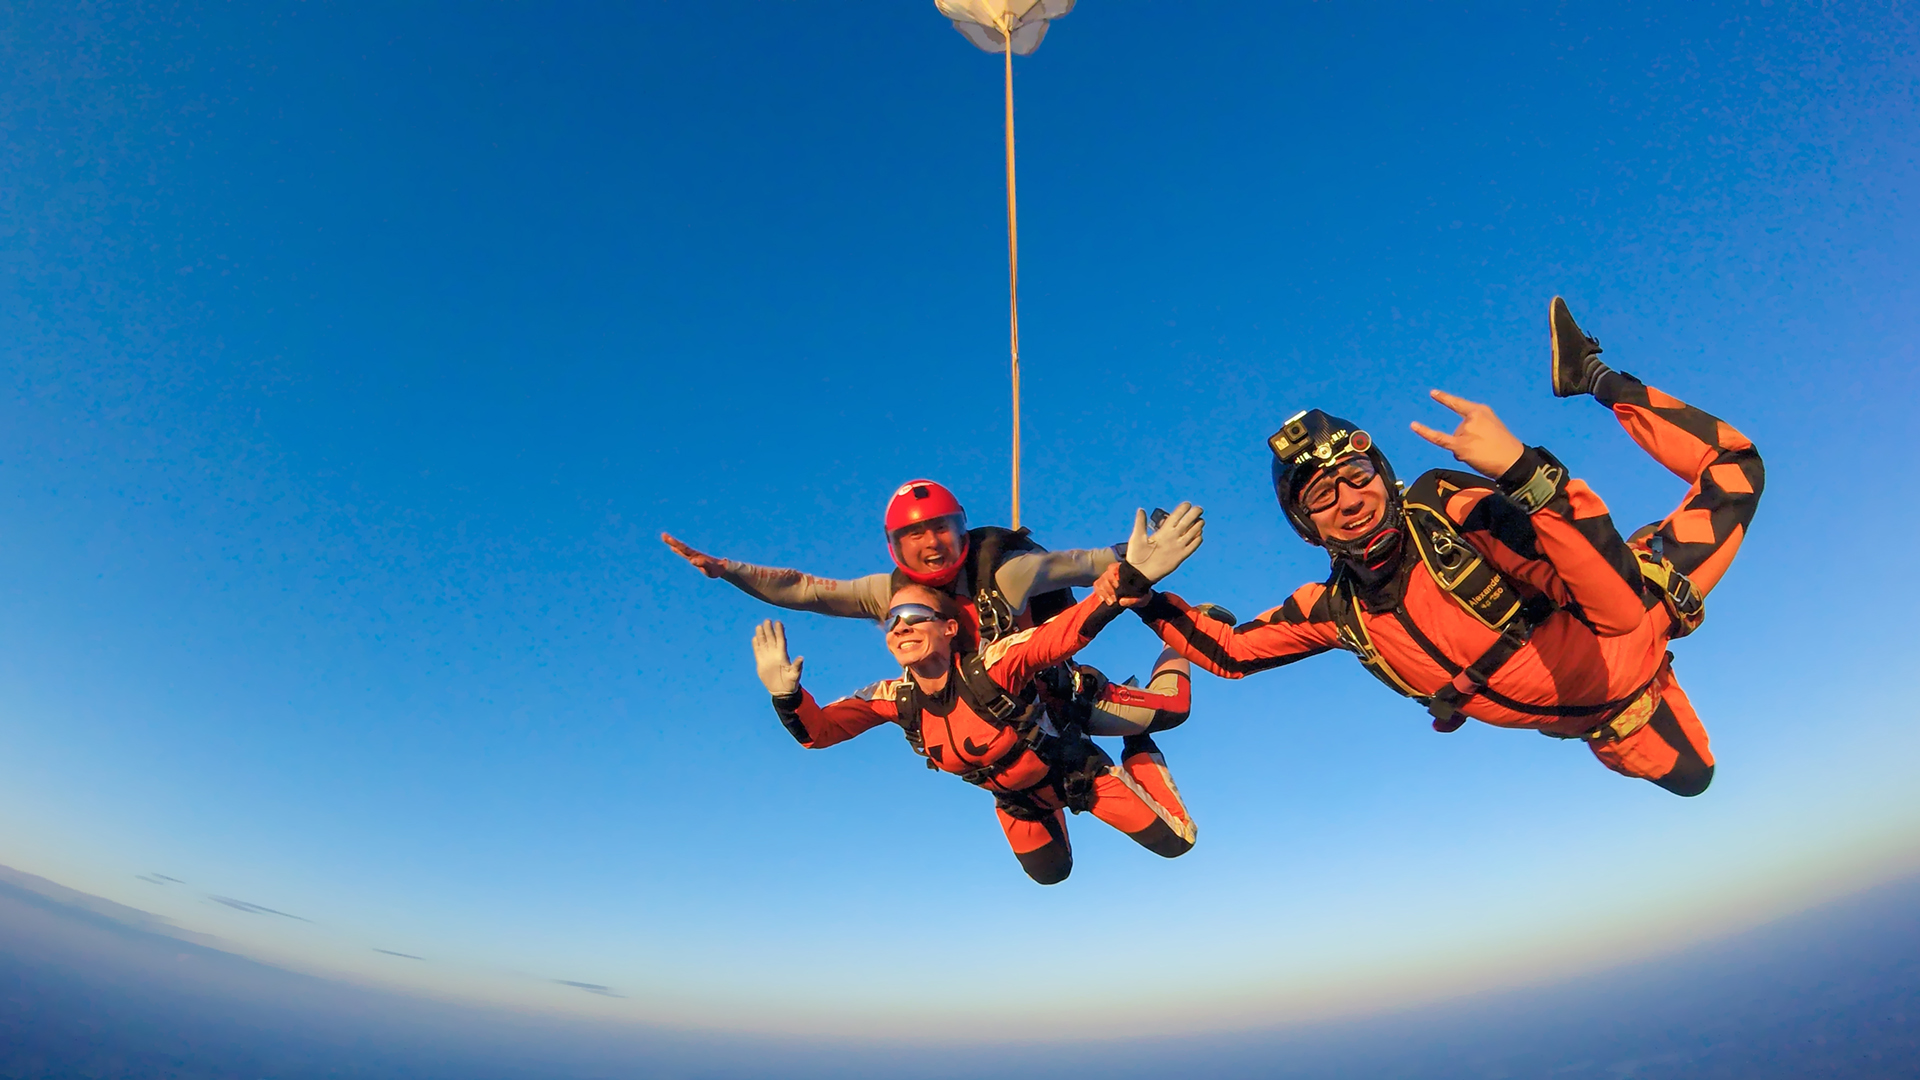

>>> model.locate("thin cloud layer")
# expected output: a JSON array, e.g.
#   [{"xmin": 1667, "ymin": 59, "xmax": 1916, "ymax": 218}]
[
  {"xmin": 209, "ymin": 896, "xmax": 309, "ymax": 921},
  {"xmin": 553, "ymin": 980, "xmax": 624, "ymax": 998}
]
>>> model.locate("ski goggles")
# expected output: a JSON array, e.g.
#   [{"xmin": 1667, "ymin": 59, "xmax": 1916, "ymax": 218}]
[
  {"xmin": 882, "ymin": 603, "xmax": 945, "ymax": 633},
  {"xmin": 1297, "ymin": 455, "xmax": 1379, "ymax": 514}
]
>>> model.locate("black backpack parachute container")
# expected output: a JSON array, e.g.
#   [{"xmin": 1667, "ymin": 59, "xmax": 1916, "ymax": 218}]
[
  {"xmin": 968, "ymin": 525, "xmax": 1077, "ymax": 642},
  {"xmin": 890, "ymin": 525, "xmax": 1077, "ymax": 646}
]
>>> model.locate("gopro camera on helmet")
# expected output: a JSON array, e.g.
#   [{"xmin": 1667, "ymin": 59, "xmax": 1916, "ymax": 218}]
[{"xmin": 1268, "ymin": 413, "xmax": 1316, "ymax": 463}]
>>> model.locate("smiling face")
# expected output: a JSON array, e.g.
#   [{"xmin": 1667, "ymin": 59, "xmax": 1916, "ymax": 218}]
[
  {"xmin": 884, "ymin": 585, "xmax": 960, "ymax": 670},
  {"xmin": 1307, "ymin": 470, "xmax": 1391, "ymax": 546},
  {"xmin": 890, "ymin": 517, "xmax": 966, "ymax": 578}
]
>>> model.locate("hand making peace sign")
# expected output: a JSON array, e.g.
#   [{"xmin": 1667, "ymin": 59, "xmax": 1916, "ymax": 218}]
[{"xmin": 1410, "ymin": 389, "xmax": 1526, "ymax": 479}]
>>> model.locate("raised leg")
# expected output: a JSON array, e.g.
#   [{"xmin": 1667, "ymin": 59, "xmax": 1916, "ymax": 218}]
[{"xmin": 1603, "ymin": 377, "xmax": 1764, "ymax": 597}]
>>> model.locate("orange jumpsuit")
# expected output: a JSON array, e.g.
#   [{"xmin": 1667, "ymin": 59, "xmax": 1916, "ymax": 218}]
[
  {"xmin": 1140, "ymin": 380, "xmax": 1761, "ymax": 795},
  {"xmin": 773, "ymin": 593, "xmax": 1196, "ymax": 883}
]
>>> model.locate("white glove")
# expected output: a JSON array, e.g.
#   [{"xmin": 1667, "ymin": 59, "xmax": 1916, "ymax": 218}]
[
  {"xmin": 1124, "ymin": 501, "xmax": 1205, "ymax": 583},
  {"xmin": 752, "ymin": 620, "xmax": 804, "ymax": 696}
]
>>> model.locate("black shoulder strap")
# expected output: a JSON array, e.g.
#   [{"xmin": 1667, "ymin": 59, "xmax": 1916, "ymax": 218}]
[
  {"xmin": 968, "ymin": 527, "xmax": 1011, "ymax": 590},
  {"xmin": 967, "ymin": 526, "xmax": 1026, "ymax": 643},
  {"xmin": 1323, "ymin": 568, "xmax": 1427, "ymax": 700},
  {"xmin": 953, "ymin": 651, "xmax": 1037, "ymax": 730},
  {"xmin": 1401, "ymin": 501, "xmax": 1525, "ymax": 630},
  {"xmin": 892, "ymin": 680, "xmax": 928, "ymax": 758}
]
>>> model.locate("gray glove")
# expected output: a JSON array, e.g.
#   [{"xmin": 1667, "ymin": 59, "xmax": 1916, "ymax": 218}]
[
  {"xmin": 1124, "ymin": 501, "xmax": 1205, "ymax": 583},
  {"xmin": 751, "ymin": 619, "xmax": 804, "ymax": 696}
]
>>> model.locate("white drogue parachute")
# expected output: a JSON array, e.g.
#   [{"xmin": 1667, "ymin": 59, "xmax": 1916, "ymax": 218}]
[
  {"xmin": 936, "ymin": 0, "xmax": 1076, "ymax": 56},
  {"xmin": 931, "ymin": 0, "xmax": 1075, "ymax": 529}
]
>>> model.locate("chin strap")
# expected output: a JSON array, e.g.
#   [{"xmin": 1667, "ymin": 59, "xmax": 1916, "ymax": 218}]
[{"xmin": 1323, "ymin": 498, "xmax": 1406, "ymax": 571}]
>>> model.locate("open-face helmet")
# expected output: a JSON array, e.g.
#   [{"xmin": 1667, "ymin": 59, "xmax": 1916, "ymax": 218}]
[
  {"xmin": 1268, "ymin": 409, "xmax": 1405, "ymax": 568},
  {"xmin": 884, "ymin": 479, "xmax": 970, "ymax": 586}
]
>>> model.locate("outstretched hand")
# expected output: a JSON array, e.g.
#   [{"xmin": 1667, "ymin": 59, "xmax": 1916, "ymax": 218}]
[
  {"xmin": 1124, "ymin": 501, "xmax": 1205, "ymax": 583},
  {"xmin": 1410, "ymin": 390, "xmax": 1526, "ymax": 479},
  {"xmin": 662, "ymin": 532, "xmax": 726, "ymax": 578},
  {"xmin": 751, "ymin": 620, "xmax": 804, "ymax": 696}
]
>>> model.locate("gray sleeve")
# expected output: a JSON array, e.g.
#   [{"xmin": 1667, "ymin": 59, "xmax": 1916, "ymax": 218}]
[
  {"xmin": 716, "ymin": 560, "xmax": 893, "ymax": 621},
  {"xmin": 993, "ymin": 545, "xmax": 1122, "ymax": 612}
]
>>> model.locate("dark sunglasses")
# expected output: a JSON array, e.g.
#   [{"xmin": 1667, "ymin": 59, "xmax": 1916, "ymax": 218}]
[
  {"xmin": 882, "ymin": 604, "xmax": 945, "ymax": 632},
  {"xmin": 1298, "ymin": 456, "xmax": 1379, "ymax": 514}
]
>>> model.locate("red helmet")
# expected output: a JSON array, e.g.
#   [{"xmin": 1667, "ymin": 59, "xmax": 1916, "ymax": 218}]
[{"xmin": 884, "ymin": 479, "xmax": 970, "ymax": 586}]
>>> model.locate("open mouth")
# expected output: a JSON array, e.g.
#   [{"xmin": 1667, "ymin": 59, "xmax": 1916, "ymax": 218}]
[{"xmin": 1337, "ymin": 507, "xmax": 1378, "ymax": 537}]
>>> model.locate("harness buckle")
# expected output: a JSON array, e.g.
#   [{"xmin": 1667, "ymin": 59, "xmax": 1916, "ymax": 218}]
[
  {"xmin": 1428, "ymin": 528, "xmax": 1469, "ymax": 571},
  {"xmin": 982, "ymin": 694, "xmax": 1023, "ymax": 722},
  {"xmin": 977, "ymin": 591, "xmax": 1013, "ymax": 643}
]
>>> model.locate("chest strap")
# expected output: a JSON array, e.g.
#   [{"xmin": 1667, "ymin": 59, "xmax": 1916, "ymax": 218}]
[
  {"xmin": 1423, "ymin": 598, "xmax": 1554, "ymax": 731},
  {"xmin": 1326, "ymin": 501, "xmax": 1553, "ymax": 732},
  {"xmin": 893, "ymin": 653, "xmax": 1045, "ymax": 782}
]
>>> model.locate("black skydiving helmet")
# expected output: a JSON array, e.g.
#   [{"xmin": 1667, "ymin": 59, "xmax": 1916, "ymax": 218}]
[{"xmin": 1268, "ymin": 408, "xmax": 1406, "ymax": 568}]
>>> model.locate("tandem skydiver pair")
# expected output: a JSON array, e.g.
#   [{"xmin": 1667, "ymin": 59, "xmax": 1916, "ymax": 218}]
[
  {"xmin": 665, "ymin": 297, "xmax": 1765, "ymax": 881},
  {"xmin": 665, "ymin": 492, "xmax": 1212, "ymax": 885}
]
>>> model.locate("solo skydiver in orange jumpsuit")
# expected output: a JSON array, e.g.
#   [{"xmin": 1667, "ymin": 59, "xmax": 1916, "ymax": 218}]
[
  {"xmin": 751, "ymin": 506, "xmax": 1206, "ymax": 884},
  {"xmin": 1109, "ymin": 298, "xmax": 1763, "ymax": 796}
]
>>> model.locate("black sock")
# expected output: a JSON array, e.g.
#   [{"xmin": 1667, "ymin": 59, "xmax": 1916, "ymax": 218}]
[{"xmin": 1593, "ymin": 368, "xmax": 1638, "ymax": 407}]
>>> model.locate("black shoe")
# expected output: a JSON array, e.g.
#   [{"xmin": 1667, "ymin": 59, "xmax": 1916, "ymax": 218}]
[
  {"xmin": 1121, "ymin": 733, "xmax": 1162, "ymax": 760},
  {"xmin": 1192, "ymin": 603, "xmax": 1237, "ymax": 625},
  {"xmin": 1550, "ymin": 296, "xmax": 1612, "ymax": 398}
]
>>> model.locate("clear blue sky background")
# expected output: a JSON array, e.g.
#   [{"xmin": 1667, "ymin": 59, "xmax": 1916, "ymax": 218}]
[{"xmin": 2, "ymin": 0, "xmax": 1916, "ymax": 1042}]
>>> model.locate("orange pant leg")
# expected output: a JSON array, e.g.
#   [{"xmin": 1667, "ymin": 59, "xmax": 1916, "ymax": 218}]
[
  {"xmin": 1605, "ymin": 380, "xmax": 1764, "ymax": 596},
  {"xmin": 1119, "ymin": 734, "xmax": 1196, "ymax": 836},
  {"xmin": 1087, "ymin": 748, "xmax": 1196, "ymax": 859},
  {"xmin": 996, "ymin": 804, "xmax": 1073, "ymax": 885},
  {"xmin": 1586, "ymin": 664, "xmax": 1715, "ymax": 797}
]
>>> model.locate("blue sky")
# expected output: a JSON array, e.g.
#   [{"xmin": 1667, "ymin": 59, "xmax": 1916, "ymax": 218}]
[{"xmin": 2, "ymin": 0, "xmax": 1917, "ymax": 1043}]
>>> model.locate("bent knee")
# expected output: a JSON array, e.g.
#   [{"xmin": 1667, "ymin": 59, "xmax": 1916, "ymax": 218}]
[
  {"xmin": 1145, "ymin": 709, "xmax": 1190, "ymax": 733},
  {"xmin": 1017, "ymin": 848, "xmax": 1073, "ymax": 885},
  {"xmin": 1655, "ymin": 763, "xmax": 1714, "ymax": 798},
  {"xmin": 1130, "ymin": 820, "xmax": 1195, "ymax": 859}
]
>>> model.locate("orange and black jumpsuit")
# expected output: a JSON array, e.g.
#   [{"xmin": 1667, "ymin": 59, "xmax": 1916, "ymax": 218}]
[
  {"xmin": 772, "ymin": 593, "xmax": 1196, "ymax": 883},
  {"xmin": 1140, "ymin": 378, "xmax": 1762, "ymax": 796}
]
